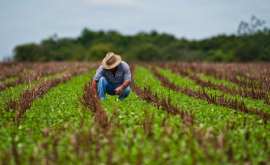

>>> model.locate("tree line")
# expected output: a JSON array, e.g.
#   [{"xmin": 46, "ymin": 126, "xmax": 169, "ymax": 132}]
[{"xmin": 13, "ymin": 16, "xmax": 270, "ymax": 62}]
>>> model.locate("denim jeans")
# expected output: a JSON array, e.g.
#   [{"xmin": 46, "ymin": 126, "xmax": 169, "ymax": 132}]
[{"xmin": 98, "ymin": 77, "xmax": 130, "ymax": 100}]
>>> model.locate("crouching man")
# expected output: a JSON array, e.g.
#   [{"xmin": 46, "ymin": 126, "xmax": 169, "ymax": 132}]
[{"xmin": 92, "ymin": 52, "xmax": 131, "ymax": 100}]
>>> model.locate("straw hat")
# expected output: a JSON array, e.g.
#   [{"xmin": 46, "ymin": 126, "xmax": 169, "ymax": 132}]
[{"xmin": 102, "ymin": 52, "xmax": 121, "ymax": 69}]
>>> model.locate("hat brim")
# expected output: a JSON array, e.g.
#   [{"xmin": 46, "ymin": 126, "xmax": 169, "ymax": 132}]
[{"xmin": 102, "ymin": 54, "xmax": 121, "ymax": 69}]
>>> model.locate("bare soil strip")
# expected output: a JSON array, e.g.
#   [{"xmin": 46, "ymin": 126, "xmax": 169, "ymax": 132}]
[
  {"xmin": 78, "ymin": 80, "xmax": 111, "ymax": 131},
  {"xmin": 151, "ymin": 67, "xmax": 270, "ymax": 123}
]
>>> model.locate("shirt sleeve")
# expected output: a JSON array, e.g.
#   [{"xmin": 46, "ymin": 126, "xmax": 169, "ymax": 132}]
[
  {"xmin": 123, "ymin": 63, "xmax": 132, "ymax": 82},
  {"xmin": 93, "ymin": 65, "xmax": 104, "ymax": 81}
]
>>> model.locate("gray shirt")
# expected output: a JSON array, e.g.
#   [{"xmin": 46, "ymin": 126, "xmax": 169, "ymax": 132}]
[{"xmin": 93, "ymin": 61, "xmax": 131, "ymax": 86}]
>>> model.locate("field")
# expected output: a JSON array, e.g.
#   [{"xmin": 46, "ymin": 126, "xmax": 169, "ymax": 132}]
[{"xmin": 0, "ymin": 62, "xmax": 270, "ymax": 164}]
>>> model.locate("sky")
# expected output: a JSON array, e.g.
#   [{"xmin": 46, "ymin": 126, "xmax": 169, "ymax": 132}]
[{"xmin": 0, "ymin": 0, "xmax": 270, "ymax": 61}]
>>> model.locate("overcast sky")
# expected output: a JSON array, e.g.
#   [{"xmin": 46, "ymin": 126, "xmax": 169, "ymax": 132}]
[{"xmin": 0, "ymin": 0, "xmax": 269, "ymax": 61}]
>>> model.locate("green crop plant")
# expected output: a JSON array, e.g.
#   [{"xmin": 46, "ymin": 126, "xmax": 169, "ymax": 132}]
[
  {"xmin": 196, "ymin": 72, "xmax": 242, "ymax": 90},
  {"xmin": 1, "ymin": 77, "xmax": 18, "ymax": 84}
]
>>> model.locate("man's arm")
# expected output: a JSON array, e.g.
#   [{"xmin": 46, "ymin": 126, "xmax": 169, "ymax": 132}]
[
  {"xmin": 92, "ymin": 80, "xmax": 99, "ymax": 99},
  {"xmin": 115, "ymin": 81, "xmax": 130, "ymax": 95}
]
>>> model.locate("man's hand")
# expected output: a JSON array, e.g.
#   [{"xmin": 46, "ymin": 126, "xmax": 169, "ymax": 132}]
[
  {"xmin": 94, "ymin": 93, "xmax": 99, "ymax": 99},
  {"xmin": 115, "ymin": 81, "xmax": 130, "ymax": 95},
  {"xmin": 115, "ymin": 86, "xmax": 123, "ymax": 95}
]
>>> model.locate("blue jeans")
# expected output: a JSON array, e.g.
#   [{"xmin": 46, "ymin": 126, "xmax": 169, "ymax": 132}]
[{"xmin": 98, "ymin": 77, "xmax": 130, "ymax": 100}]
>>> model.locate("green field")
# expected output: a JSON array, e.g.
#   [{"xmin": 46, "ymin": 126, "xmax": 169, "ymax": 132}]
[{"xmin": 0, "ymin": 62, "xmax": 270, "ymax": 165}]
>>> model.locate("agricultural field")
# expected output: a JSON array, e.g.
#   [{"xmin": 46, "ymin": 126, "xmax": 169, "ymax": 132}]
[{"xmin": 0, "ymin": 62, "xmax": 270, "ymax": 164}]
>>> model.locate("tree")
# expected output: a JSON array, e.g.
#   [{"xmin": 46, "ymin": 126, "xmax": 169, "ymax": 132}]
[
  {"xmin": 153, "ymin": 33, "xmax": 176, "ymax": 47},
  {"xmin": 162, "ymin": 41, "xmax": 186, "ymax": 61},
  {"xmin": 13, "ymin": 43, "xmax": 40, "ymax": 61},
  {"xmin": 133, "ymin": 44, "xmax": 161, "ymax": 61},
  {"xmin": 86, "ymin": 44, "xmax": 114, "ymax": 61},
  {"xmin": 238, "ymin": 15, "xmax": 266, "ymax": 36},
  {"xmin": 234, "ymin": 41, "xmax": 259, "ymax": 62},
  {"xmin": 77, "ymin": 29, "xmax": 96, "ymax": 48},
  {"xmin": 235, "ymin": 16, "xmax": 268, "ymax": 61},
  {"xmin": 49, "ymin": 43, "xmax": 86, "ymax": 61}
]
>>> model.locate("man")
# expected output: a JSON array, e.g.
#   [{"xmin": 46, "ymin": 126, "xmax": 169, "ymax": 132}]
[{"xmin": 92, "ymin": 52, "xmax": 131, "ymax": 100}]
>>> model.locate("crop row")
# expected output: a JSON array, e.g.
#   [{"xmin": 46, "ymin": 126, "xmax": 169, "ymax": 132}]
[
  {"xmin": 0, "ymin": 62, "xmax": 96, "ymax": 107},
  {"xmin": 157, "ymin": 62, "xmax": 270, "ymax": 92},
  {"xmin": 0, "ymin": 62, "xmax": 96, "ymax": 92},
  {"xmin": 164, "ymin": 64, "xmax": 270, "ymax": 105}
]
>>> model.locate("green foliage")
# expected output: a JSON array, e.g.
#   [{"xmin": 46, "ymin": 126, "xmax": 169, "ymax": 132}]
[
  {"xmin": 40, "ymin": 37, "xmax": 86, "ymax": 61},
  {"xmin": 237, "ymin": 15, "xmax": 266, "ymax": 36},
  {"xmin": 86, "ymin": 43, "xmax": 114, "ymax": 61},
  {"xmin": 206, "ymin": 49, "xmax": 235, "ymax": 62},
  {"xmin": 22, "ymin": 73, "xmax": 93, "ymax": 129},
  {"xmin": 12, "ymin": 16, "xmax": 270, "ymax": 62},
  {"xmin": 14, "ymin": 43, "xmax": 40, "ymax": 62},
  {"xmin": 132, "ymin": 43, "xmax": 161, "ymax": 61},
  {"xmin": 49, "ymin": 43, "xmax": 86, "ymax": 61}
]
